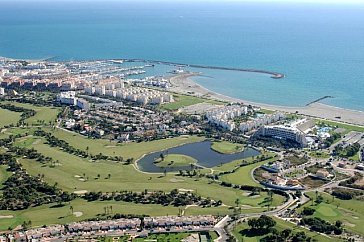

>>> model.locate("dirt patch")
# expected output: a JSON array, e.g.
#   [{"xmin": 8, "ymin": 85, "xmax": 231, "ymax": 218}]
[{"xmin": 354, "ymin": 178, "xmax": 364, "ymax": 186}]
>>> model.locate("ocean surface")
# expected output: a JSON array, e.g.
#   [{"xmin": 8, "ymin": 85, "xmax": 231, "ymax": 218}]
[{"xmin": 0, "ymin": 1, "xmax": 364, "ymax": 111}]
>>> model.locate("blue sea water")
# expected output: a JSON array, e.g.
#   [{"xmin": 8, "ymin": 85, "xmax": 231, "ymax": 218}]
[{"xmin": 0, "ymin": 1, "xmax": 363, "ymax": 110}]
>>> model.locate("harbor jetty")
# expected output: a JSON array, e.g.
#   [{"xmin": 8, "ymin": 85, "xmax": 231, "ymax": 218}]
[
  {"xmin": 123, "ymin": 58, "xmax": 285, "ymax": 79},
  {"xmin": 306, "ymin": 96, "xmax": 334, "ymax": 106}
]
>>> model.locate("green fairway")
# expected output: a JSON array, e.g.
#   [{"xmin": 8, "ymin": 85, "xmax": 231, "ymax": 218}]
[
  {"xmin": 0, "ymin": 166, "xmax": 11, "ymax": 190},
  {"xmin": 232, "ymin": 217, "xmax": 340, "ymax": 242},
  {"xmin": 211, "ymin": 141, "xmax": 244, "ymax": 154},
  {"xmin": 1, "ymin": 101, "xmax": 60, "ymax": 125},
  {"xmin": 160, "ymin": 93, "xmax": 224, "ymax": 111},
  {"xmin": 133, "ymin": 232, "xmax": 190, "ymax": 242},
  {"xmin": 299, "ymin": 192, "xmax": 364, "ymax": 237},
  {"xmin": 0, "ymin": 198, "xmax": 235, "ymax": 231},
  {"xmin": 219, "ymin": 156, "xmax": 278, "ymax": 187},
  {"xmin": 0, "ymin": 107, "xmax": 21, "ymax": 128},
  {"xmin": 43, "ymin": 127, "xmax": 204, "ymax": 159},
  {"xmin": 14, "ymin": 136, "xmax": 284, "ymax": 207},
  {"xmin": 154, "ymin": 154, "xmax": 197, "ymax": 167}
]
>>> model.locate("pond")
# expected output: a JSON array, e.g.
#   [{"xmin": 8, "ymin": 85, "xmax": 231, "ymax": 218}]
[{"xmin": 136, "ymin": 140, "xmax": 260, "ymax": 173}]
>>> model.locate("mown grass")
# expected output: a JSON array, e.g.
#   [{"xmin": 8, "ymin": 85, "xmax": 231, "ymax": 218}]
[
  {"xmin": 0, "ymin": 107, "xmax": 21, "ymax": 128},
  {"xmin": 298, "ymin": 191, "xmax": 364, "ymax": 237},
  {"xmin": 232, "ymin": 217, "xmax": 340, "ymax": 242},
  {"xmin": 13, "ymin": 136, "xmax": 284, "ymax": 208},
  {"xmin": 219, "ymin": 155, "xmax": 278, "ymax": 187},
  {"xmin": 154, "ymin": 154, "xmax": 197, "ymax": 168},
  {"xmin": 316, "ymin": 119, "xmax": 364, "ymax": 133},
  {"xmin": 211, "ymin": 141, "xmax": 244, "ymax": 154},
  {"xmin": 1, "ymin": 101, "xmax": 60, "ymax": 125},
  {"xmin": 43, "ymin": 127, "xmax": 204, "ymax": 160}
]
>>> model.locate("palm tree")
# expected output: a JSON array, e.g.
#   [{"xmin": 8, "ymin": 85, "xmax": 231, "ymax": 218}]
[
  {"xmin": 70, "ymin": 205, "xmax": 74, "ymax": 214},
  {"xmin": 108, "ymin": 173, "xmax": 111, "ymax": 179}
]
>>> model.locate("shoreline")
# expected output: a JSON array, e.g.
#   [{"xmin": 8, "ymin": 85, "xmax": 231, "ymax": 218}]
[{"xmin": 168, "ymin": 73, "xmax": 364, "ymax": 127}]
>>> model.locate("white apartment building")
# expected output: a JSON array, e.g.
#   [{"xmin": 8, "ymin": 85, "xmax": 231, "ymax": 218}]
[
  {"xmin": 256, "ymin": 122, "xmax": 308, "ymax": 147},
  {"xmin": 240, "ymin": 112, "xmax": 285, "ymax": 133}
]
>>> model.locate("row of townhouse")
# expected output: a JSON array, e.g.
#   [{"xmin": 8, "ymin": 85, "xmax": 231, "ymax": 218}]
[{"xmin": 6, "ymin": 216, "xmax": 217, "ymax": 241}]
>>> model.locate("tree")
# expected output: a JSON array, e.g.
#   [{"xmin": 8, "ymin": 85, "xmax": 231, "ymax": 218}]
[
  {"xmin": 70, "ymin": 205, "xmax": 74, "ymax": 214},
  {"xmin": 235, "ymin": 198, "xmax": 240, "ymax": 208},
  {"xmin": 302, "ymin": 207, "xmax": 315, "ymax": 216}
]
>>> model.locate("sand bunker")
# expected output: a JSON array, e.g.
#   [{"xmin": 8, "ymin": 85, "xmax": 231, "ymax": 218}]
[
  {"xmin": 73, "ymin": 212, "xmax": 83, "ymax": 217},
  {"xmin": 74, "ymin": 190, "xmax": 88, "ymax": 195}
]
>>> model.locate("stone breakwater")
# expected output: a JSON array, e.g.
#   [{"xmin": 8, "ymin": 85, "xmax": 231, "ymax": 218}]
[{"xmin": 123, "ymin": 58, "xmax": 285, "ymax": 79}]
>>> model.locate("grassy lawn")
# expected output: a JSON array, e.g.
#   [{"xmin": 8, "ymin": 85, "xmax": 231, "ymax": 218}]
[
  {"xmin": 316, "ymin": 119, "xmax": 364, "ymax": 133},
  {"xmin": 0, "ymin": 166, "xmax": 11, "ymax": 190},
  {"xmin": 0, "ymin": 107, "xmax": 21, "ymax": 128},
  {"xmin": 211, "ymin": 141, "xmax": 244, "ymax": 154},
  {"xmin": 154, "ymin": 154, "xmax": 197, "ymax": 168},
  {"xmin": 299, "ymin": 192, "xmax": 364, "ymax": 237},
  {"xmin": 1, "ymin": 101, "xmax": 60, "ymax": 125},
  {"xmin": 259, "ymin": 109, "xmax": 275, "ymax": 114},
  {"xmin": 2, "ymin": 131, "xmax": 288, "ymax": 229},
  {"xmin": 0, "ymin": 198, "xmax": 234, "ymax": 231},
  {"xmin": 285, "ymin": 155, "xmax": 308, "ymax": 166},
  {"xmin": 232, "ymin": 217, "xmax": 340, "ymax": 242},
  {"xmin": 309, "ymin": 151, "xmax": 330, "ymax": 159},
  {"xmin": 133, "ymin": 232, "xmax": 190, "ymax": 242},
  {"xmin": 160, "ymin": 94, "xmax": 223, "ymax": 111},
  {"xmin": 219, "ymin": 155, "xmax": 278, "ymax": 187},
  {"xmin": 14, "ymin": 136, "xmax": 285, "ymax": 209},
  {"xmin": 43, "ymin": 127, "xmax": 204, "ymax": 160}
]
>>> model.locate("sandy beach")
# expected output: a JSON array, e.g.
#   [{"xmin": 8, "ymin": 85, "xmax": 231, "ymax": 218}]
[{"xmin": 168, "ymin": 73, "xmax": 364, "ymax": 126}]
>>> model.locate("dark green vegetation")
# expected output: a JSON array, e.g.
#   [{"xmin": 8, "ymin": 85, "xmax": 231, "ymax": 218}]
[
  {"xmin": 233, "ymin": 216, "xmax": 339, "ymax": 242},
  {"xmin": 299, "ymin": 191, "xmax": 364, "ymax": 237},
  {"xmin": 0, "ymin": 101, "xmax": 288, "ymax": 231},
  {"xmin": 334, "ymin": 143, "xmax": 361, "ymax": 160}
]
